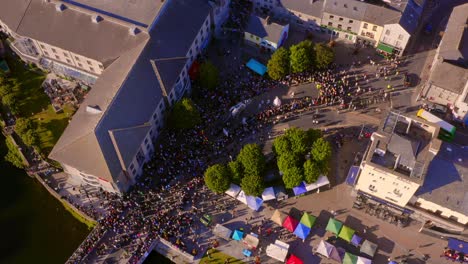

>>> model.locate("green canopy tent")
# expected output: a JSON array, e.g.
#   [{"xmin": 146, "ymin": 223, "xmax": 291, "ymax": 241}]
[
  {"xmin": 342, "ymin": 252, "xmax": 358, "ymax": 264},
  {"xmin": 300, "ymin": 213, "xmax": 316, "ymax": 228},
  {"xmin": 325, "ymin": 218, "xmax": 343, "ymax": 234},
  {"xmin": 338, "ymin": 225, "xmax": 355, "ymax": 243}
]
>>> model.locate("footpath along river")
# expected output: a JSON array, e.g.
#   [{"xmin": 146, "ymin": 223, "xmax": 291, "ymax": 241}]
[{"xmin": 0, "ymin": 134, "xmax": 89, "ymax": 264}]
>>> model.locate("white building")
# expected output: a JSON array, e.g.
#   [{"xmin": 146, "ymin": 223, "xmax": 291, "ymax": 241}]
[{"xmin": 244, "ymin": 15, "xmax": 289, "ymax": 52}]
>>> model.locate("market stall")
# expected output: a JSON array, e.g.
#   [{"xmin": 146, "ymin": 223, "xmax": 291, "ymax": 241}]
[{"xmin": 213, "ymin": 224, "xmax": 232, "ymax": 241}]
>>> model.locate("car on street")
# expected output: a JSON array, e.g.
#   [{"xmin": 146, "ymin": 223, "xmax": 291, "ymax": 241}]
[{"xmin": 230, "ymin": 102, "xmax": 246, "ymax": 117}]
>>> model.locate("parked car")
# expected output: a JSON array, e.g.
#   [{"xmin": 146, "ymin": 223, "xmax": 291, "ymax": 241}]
[
  {"xmin": 230, "ymin": 102, "xmax": 246, "ymax": 117},
  {"xmin": 200, "ymin": 214, "xmax": 212, "ymax": 226}
]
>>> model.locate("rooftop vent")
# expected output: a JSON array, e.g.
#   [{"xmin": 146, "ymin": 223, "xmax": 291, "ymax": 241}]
[
  {"xmin": 92, "ymin": 15, "xmax": 103, "ymax": 23},
  {"xmin": 129, "ymin": 27, "xmax": 140, "ymax": 36},
  {"xmin": 86, "ymin": 105, "xmax": 102, "ymax": 114},
  {"xmin": 55, "ymin": 3, "xmax": 66, "ymax": 12}
]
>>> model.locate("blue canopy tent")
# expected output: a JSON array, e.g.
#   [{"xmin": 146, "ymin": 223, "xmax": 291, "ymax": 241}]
[
  {"xmin": 232, "ymin": 230, "xmax": 244, "ymax": 241},
  {"xmin": 246, "ymin": 59, "xmax": 267, "ymax": 76},
  {"xmin": 448, "ymin": 238, "xmax": 468, "ymax": 254},
  {"xmin": 293, "ymin": 223, "xmax": 311, "ymax": 240},
  {"xmin": 346, "ymin": 166, "xmax": 360, "ymax": 186},
  {"xmin": 293, "ymin": 182, "xmax": 307, "ymax": 196},
  {"xmin": 246, "ymin": 196, "xmax": 263, "ymax": 211}
]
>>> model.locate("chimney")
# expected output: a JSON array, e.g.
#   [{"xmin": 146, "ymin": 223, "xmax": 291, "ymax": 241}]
[
  {"xmin": 91, "ymin": 15, "xmax": 103, "ymax": 23},
  {"xmin": 55, "ymin": 3, "xmax": 66, "ymax": 12},
  {"xmin": 129, "ymin": 27, "xmax": 140, "ymax": 36}
]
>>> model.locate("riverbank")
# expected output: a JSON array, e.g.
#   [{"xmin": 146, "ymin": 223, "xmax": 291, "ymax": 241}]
[{"xmin": 0, "ymin": 135, "xmax": 89, "ymax": 264}]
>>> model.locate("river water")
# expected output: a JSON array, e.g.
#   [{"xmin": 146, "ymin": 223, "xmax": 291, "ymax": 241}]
[{"xmin": 0, "ymin": 135, "xmax": 89, "ymax": 264}]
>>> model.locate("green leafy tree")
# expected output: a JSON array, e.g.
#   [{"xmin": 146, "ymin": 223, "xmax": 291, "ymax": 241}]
[
  {"xmin": 290, "ymin": 40, "xmax": 314, "ymax": 73},
  {"xmin": 15, "ymin": 118, "xmax": 34, "ymax": 135},
  {"xmin": 22, "ymin": 130, "xmax": 38, "ymax": 148},
  {"xmin": 311, "ymin": 138, "xmax": 332, "ymax": 174},
  {"xmin": 2, "ymin": 93, "xmax": 17, "ymax": 108},
  {"xmin": 311, "ymin": 138, "xmax": 332, "ymax": 163},
  {"xmin": 304, "ymin": 159, "xmax": 321, "ymax": 184},
  {"xmin": 199, "ymin": 61, "xmax": 219, "ymax": 90},
  {"xmin": 0, "ymin": 84, "xmax": 12, "ymax": 97},
  {"xmin": 282, "ymin": 166, "xmax": 304, "ymax": 189},
  {"xmin": 204, "ymin": 164, "xmax": 231, "ymax": 194},
  {"xmin": 237, "ymin": 143, "xmax": 265, "ymax": 176},
  {"xmin": 285, "ymin": 127, "xmax": 309, "ymax": 156},
  {"xmin": 168, "ymin": 98, "xmax": 201, "ymax": 130},
  {"xmin": 4, "ymin": 137, "xmax": 25, "ymax": 169},
  {"xmin": 241, "ymin": 174, "xmax": 264, "ymax": 196},
  {"xmin": 267, "ymin": 47, "xmax": 290, "ymax": 80},
  {"xmin": 314, "ymin": 43, "xmax": 335, "ymax": 69},
  {"xmin": 277, "ymin": 153, "xmax": 301, "ymax": 173},
  {"xmin": 228, "ymin": 160, "xmax": 244, "ymax": 184},
  {"xmin": 272, "ymin": 135, "xmax": 291, "ymax": 156}
]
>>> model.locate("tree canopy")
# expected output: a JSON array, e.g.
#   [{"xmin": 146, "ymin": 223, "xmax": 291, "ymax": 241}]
[
  {"xmin": 304, "ymin": 159, "xmax": 321, "ymax": 184},
  {"xmin": 237, "ymin": 143, "xmax": 266, "ymax": 176},
  {"xmin": 199, "ymin": 61, "xmax": 220, "ymax": 90},
  {"xmin": 277, "ymin": 152, "xmax": 301, "ymax": 173},
  {"xmin": 204, "ymin": 164, "xmax": 231, "ymax": 194},
  {"xmin": 15, "ymin": 118, "xmax": 34, "ymax": 135},
  {"xmin": 241, "ymin": 174, "xmax": 264, "ymax": 196},
  {"xmin": 168, "ymin": 98, "xmax": 201, "ymax": 130},
  {"xmin": 311, "ymin": 138, "xmax": 332, "ymax": 163},
  {"xmin": 267, "ymin": 47, "xmax": 290, "ymax": 80},
  {"xmin": 4, "ymin": 137, "xmax": 25, "ymax": 169},
  {"xmin": 228, "ymin": 160, "xmax": 244, "ymax": 185},
  {"xmin": 272, "ymin": 135, "xmax": 292, "ymax": 156},
  {"xmin": 285, "ymin": 127, "xmax": 310, "ymax": 156},
  {"xmin": 314, "ymin": 43, "xmax": 335, "ymax": 70},
  {"xmin": 282, "ymin": 166, "xmax": 304, "ymax": 189},
  {"xmin": 290, "ymin": 40, "xmax": 314, "ymax": 73}
]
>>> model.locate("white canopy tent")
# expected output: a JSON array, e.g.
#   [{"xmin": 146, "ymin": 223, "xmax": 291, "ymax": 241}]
[
  {"xmin": 213, "ymin": 224, "xmax": 233, "ymax": 240},
  {"xmin": 236, "ymin": 190, "xmax": 248, "ymax": 205},
  {"xmin": 266, "ymin": 240, "xmax": 289, "ymax": 262},
  {"xmin": 225, "ymin": 184, "xmax": 241, "ymax": 198},
  {"xmin": 315, "ymin": 240, "xmax": 341, "ymax": 262},
  {"xmin": 262, "ymin": 187, "xmax": 276, "ymax": 201},
  {"xmin": 357, "ymin": 256, "xmax": 372, "ymax": 264},
  {"xmin": 273, "ymin": 96, "xmax": 282, "ymax": 107},
  {"xmin": 304, "ymin": 176, "xmax": 330, "ymax": 192},
  {"xmin": 243, "ymin": 233, "xmax": 260, "ymax": 249}
]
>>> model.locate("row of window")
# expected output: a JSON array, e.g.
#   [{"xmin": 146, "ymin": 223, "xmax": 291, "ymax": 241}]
[
  {"xmin": 329, "ymin": 15, "xmax": 354, "ymax": 24},
  {"xmin": 39, "ymin": 43, "xmax": 103, "ymax": 72}
]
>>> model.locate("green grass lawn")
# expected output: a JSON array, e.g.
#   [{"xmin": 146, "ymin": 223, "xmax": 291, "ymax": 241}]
[
  {"xmin": 5, "ymin": 55, "xmax": 75, "ymax": 155},
  {"xmin": 200, "ymin": 249, "xmax": 244, "ymax": 264}
]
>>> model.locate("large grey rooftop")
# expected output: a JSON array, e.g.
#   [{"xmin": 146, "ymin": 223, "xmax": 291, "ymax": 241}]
[
  {"xmin": 61, "ymin": 0, "xmax": 165, "ymax": 28},
  {"xmin": 437, "ymin": 3, "xmax": 468, "ymax": 65},
  {"xmin": 416, "ymin": 143, "xmax": 468, "ymax": 216},
  {"xmin": 279, "ymin": 0, "xmax": 324, "ymax": 19},
  {"xmin": 1, "ymin": 0, "xmax": 149, "ymax": 64},
  {"xmin": 323, "ymin": 0, "xmax": 367, "ymax": 20},
  {"xmin": 245, "ymin": 15, "xmax": 287, "ymax": 44},
  {"xmin": 429, "ymin": 59, "xmax": 468, "ymax": 94},
  {"xmin": 49, "ymin": 0, "xmax": 212, "ymax": 183},
  {"xmin": 363, "ymin": 4, "xmax": 401, "ymax": 26}
]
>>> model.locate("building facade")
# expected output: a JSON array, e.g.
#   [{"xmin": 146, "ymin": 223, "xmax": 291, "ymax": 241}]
[
  {"xmin": 0, "ymin": 0, "xmax": 226, "ymax": 194},
  {"xmin": 244, "ymin": 15, "xmax": 289, "ymax": 52}
]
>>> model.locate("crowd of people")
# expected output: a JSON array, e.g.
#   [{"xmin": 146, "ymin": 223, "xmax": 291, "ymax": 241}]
[{"xmin": 65, "ymin": 3, "xmax": 411, "ymax": 263}]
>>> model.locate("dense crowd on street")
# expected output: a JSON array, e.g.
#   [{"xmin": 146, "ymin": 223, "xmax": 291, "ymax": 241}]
[{"xmin": 65, "ymin": 2, "xmax": 411, "ymax": 263}]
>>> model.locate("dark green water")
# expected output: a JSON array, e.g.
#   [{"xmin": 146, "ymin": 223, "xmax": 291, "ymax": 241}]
[{"xmin": 0, "ymin": 136, "xmax": 89, "ymax": 264}]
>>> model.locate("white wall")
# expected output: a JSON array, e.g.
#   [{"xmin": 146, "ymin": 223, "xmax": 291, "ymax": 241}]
[
  {"xmin": 415, "ymin": 198, "xmax": 468, "ymax": 225},
  {"xmin": 380, "ymin": 24, "xmax": 410, "ymax": 55}
]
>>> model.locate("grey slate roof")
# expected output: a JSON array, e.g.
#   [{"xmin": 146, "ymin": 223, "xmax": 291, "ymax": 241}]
[
  {"xmin": 49, "ymin": 0, "xmax": 212, "ymax": 183},
  {"xmin": 62, "ymin": 0, "xmax": 165, "ymax": 28},
  {"xmin": 279, "ymin": 0, "xmax": 324, "ymax": 18},
  {"xmin": 429, "ymin": 60, "xmax": 468, "ymax": 94},
  {"xmin": 245, "ymin": 15, "xmax": 286, "ymax": 43},
  {"xmin": 416, "ymin": 143, "xmax": 468, "ymax": 216},
  {"xmin": 151, "ymin": 57, "xmax": 188, "ymax": 96},
  {"xmin": 388, "ymin": 134, "xmax": 419, "ymax": 169},
  {"xmin": 438, "ymin": 3, "xmax": 468, "ymax": 64},
  {"xmin": 151, "ymin": 0, "xmax": 212, "ymax": 58},
  {"xmin": 12, "ymin": 0, "xmax": 149, "ymax": 65},
  {"xmin": 363, "ymin": 4, "xmax": 402, "ymax": 26},
  {"xmin": 109, "ymin": 124, "xmax": 152, "ymax": 170},
  {"xmin": 49, "ymin": 39, "xmax": 149, "ymax": 181},
  {"xmin": 0, "ymin": 0, "xmax": 31, "ymax": 32},
  {"xmin": 323, "ymin": 0, "xmax": 367, "ymax": 20}
]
